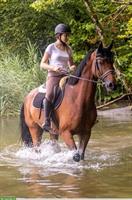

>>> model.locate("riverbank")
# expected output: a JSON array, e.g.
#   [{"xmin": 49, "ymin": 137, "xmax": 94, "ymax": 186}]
[{"xmin": 98, "ymin": 105, "xmax": 132, "ymax": 122}]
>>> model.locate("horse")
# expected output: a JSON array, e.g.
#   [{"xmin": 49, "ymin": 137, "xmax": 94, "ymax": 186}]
[{"xmin": 20, "ymin": 41, "xmax": 116, "ymax": 162}]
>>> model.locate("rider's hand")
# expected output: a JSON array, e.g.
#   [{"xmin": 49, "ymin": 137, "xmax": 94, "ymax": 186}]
[
  {"xmin": 53, "ymin": 66, "xmax": 61, "ymax": 72},
  {"xmin": 69, "ymin": 65, "xmax": 76, "ymax": 72}
]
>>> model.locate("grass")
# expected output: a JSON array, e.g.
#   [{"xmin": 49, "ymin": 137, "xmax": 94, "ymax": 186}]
[{"xmin": 0, "ymin": 41, "xmax": 46, "ymax": 117}]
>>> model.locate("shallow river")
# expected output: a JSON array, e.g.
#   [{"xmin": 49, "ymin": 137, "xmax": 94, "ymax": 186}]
[{"xmin": 0, "ymin": 107, "xmax": 132, "ymax": 198}]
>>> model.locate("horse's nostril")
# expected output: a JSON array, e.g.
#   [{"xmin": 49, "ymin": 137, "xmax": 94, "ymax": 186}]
[
  {"xmin": 113, "ymin": 84, "xmax": 117, "ymax": 90},
  {"xmin": 105, "ymin": 81, "xmax": 115, "ymax": 91},
  {"xmin": 109, "ymin": 82, "xmax": 113, "ymax": 88}
]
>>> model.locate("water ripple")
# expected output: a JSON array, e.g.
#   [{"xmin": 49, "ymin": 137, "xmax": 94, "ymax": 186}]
[{"xmin": 0, "ymin": 139, "xmax": 124, "ymax": 177}]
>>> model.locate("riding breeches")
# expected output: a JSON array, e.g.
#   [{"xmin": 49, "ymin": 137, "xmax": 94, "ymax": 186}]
[{"xmin": 45, "ymin": 76, "xmax": 63, "ymax": 103}]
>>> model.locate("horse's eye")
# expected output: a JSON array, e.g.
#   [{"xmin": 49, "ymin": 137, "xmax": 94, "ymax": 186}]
[{"xmin": 98, "ymin": 60, "xmax": 103, "ymax": 65}]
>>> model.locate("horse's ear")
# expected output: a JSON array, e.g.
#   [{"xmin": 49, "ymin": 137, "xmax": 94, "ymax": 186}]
[
  {"xmin": 97, "ymin": 41, "xmax": 103, "ymax": 52},
  {"xmin": 107, "ymin": 40, "xmax": 114, "ymax": 51}
]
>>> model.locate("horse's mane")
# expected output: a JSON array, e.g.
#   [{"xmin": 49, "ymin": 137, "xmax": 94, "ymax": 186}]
[{"xmin": 68, "ymin": 49, "xmax": 95, "ymax": 85}]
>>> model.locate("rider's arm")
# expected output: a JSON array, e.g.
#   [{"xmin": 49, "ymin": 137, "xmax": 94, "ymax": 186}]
[
  {"xmin": 68, "ymin": 55, "xmax": 76, "ymax": 72},
  {"xmin": 40, "ymin": 52, "xmax": 60, "ymax": 72},
  {"xmin": 40, "ymin": 52, "xmax": 52, "ymax": 70}
]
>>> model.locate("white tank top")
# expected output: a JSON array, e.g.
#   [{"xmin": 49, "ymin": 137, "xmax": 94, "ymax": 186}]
[{"xmin": 45, "ymin": 43, "xmax": 72, "ymax": 76}]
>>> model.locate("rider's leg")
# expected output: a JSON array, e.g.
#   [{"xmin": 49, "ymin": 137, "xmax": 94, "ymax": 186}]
[
  {"xmin": 42, "ymin": 98, "xmax": 52, "ymax": 131},
  {"xmin": 42, "ymin": 76, "xmax": 61, "ymax": 132}
]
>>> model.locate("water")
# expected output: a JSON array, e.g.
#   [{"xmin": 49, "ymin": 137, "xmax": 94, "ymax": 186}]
[{"xmin": 0, "ymin": 107, "xmax": 132, "ymax": 198}]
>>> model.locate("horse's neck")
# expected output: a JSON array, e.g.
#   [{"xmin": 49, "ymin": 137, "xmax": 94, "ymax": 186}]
[
  {"xmin": 75, "ymin": 56, "xmax": 96, "ymax": 108},
  {"xmin": 65, "ymin": 52, "xmax": 96, "ymax": 109},
  {"xmin": 78, "ymin": 76, "xmax": 96, "ymax": 104}
]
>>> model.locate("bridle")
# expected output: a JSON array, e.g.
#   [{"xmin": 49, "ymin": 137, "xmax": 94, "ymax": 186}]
[
  {"xmin": 66, "ymin": 51, "xmax": 115, "ymax": 85},
  {"xmin": 95, "ymin": 56, "xmax": 115, "ymax": 82}
]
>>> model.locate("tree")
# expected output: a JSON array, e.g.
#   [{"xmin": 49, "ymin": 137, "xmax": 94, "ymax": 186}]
[{"xmin": 0, "ymin": 0, "xmax": 131, "ymax": 92}]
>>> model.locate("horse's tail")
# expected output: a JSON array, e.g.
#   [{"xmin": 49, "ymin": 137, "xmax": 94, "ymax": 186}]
[{"xmin": 20, "ymin": 103, "xmax": 33, "ymax": 147}]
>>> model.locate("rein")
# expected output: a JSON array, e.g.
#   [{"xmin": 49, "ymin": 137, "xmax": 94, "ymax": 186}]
[
  {"xmin": 64, "ymin": 55, "xmax": 115, "ymax": 85},
  {"xmin": 68, "ymin": 74, "xmax": 102, "ymax": 84}
]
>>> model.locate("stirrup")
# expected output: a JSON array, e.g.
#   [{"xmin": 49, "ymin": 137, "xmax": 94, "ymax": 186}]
[
  {"xmin": 42, "ymin": 122, "xmax": 58, "ymax": 135},
  {"xmin": 42, "ymin": 118, "xmax": 51, "ymax": 132},
  {"xmin": 43, "ymin": 125, "xmax": 58, "ymax": 135},
  {"xmin": 43, "ymin": 124, "xmax": 51, "ymax": 132}
]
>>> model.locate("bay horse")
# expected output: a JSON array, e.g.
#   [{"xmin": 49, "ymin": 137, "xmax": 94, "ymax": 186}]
[{"xmin": 20, "ymin": 41, "xmax": 116, "ymax": 162}]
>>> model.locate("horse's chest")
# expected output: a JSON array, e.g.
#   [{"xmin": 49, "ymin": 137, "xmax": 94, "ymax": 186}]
[{"xmin": 71, "ymin": 106, "xmax": 96, "ymax": 129}]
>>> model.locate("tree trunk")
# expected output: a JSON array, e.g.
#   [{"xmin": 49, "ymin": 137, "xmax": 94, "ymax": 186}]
[{"xmin": 83, "ymin": 0, "xmax": 106, "ymax": 44}]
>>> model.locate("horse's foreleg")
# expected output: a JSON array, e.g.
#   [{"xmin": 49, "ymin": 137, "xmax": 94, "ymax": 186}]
[
  {"xmin": 61, "ymin": 130, "xmax": 77, "ymax": 150},
  {"xmin": 79, "ymin": 129, "xmax": 91, "ymax": 160},
  {"xmin": 73, "ymin": 129, "xmax": 91, "ymax": 162}
]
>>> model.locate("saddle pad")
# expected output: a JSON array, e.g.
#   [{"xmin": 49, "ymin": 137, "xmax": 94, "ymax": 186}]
[
  {"xmin": 38, "ymin": 84, "xmax": 46, "ymax": 93},
  {"xmin": 33, "ymin": 90, "xmax": 64, "ymax": 110},
  {"xmin": 33, "ymin": 83, "xmax": 65, "ymax": 110},
  {"xmin": 33, "ymin": 92, "xmax": 45, "ymax": 109}
]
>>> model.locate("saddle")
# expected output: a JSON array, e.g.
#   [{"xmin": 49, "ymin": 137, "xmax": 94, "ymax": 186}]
[{"xmin": 33, "ymin": 84, "xmax": 64, "ymax": 110}]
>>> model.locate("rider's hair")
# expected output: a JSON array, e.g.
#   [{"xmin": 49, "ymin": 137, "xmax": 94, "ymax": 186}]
[{"xmin": 55, "ymin": 33, "xmax": 71, "ymax": 55}]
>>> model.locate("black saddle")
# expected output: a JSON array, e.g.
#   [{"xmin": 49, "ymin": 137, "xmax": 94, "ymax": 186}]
[{"xmin": 33, "ymin": 85, "xmax": 64, "ymax": 110}]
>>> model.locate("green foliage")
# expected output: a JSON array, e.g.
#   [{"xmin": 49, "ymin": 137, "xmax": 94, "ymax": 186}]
[
  {"xmin": 0, "ymin": 41, "xmax": 45, "ymax": 116},
  {"xmin": 0, "ymin": 0, "xmax": 59, "ymax": 54},
  {"xmin": 0, "ymin": 0, "xmax": 131, "ymax": 115}
]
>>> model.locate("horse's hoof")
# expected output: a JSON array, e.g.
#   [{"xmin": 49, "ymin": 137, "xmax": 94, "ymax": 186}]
[
  {"xmin": 35, "ymin": 149, "xmax": 41, "ymax": 153},
  {"xmin": 73, "ymin": 153, "xmax": 81, "ymax": 162}
]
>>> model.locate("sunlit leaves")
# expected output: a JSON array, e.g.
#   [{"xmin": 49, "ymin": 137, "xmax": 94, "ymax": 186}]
[
  {"xmin": 126, "ymin": 18, "xmax": 132, "ymax": 35},
  {"xmin": 31, "ymin": 0, "xmax": 55, "ymax": 11}
]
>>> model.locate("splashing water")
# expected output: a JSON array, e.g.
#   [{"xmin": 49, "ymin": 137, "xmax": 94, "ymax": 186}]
[{"xmin": 0, "ymin": 138, "xmax": 122, "ymax": 178}]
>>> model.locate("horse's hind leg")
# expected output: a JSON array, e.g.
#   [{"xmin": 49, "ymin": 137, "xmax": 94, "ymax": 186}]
[{"xmin": 29, "ymin": 125, "xmax": 43, "ymax": 147}]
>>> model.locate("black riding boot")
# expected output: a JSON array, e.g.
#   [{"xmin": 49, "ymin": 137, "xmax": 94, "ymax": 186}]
[{"xmin": 43, "ymin": 98, "xmax": 52, "ymax": 132}]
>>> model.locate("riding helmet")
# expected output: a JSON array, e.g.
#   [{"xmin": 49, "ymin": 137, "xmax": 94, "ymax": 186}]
[{"xmin": 55, "ymin": 23, "xmax": 71, "ymax": 35}]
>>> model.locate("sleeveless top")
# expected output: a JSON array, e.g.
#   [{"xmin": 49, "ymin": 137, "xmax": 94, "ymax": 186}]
[{"xmin": 45, "ymin": 43, "xmax": 72, "ymax": 77}]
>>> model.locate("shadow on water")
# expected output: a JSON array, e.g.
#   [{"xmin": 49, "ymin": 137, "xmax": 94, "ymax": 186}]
[{"xmin": 0, "ymin": 106, "xmax": 132, "ymax": 198}]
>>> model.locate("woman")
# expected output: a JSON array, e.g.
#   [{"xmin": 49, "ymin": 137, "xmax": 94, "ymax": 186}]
[{"xmin": 40, "ymin": 23, "xmax": 76, "ymax": 132}]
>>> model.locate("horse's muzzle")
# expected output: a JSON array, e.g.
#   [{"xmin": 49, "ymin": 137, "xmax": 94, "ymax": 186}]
[{"xmin": 105, "ymin": 80, "xmax": 116, "ymax": 92}]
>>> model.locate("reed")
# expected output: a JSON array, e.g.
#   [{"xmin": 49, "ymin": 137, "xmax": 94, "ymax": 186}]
[{"xmin": 0, "ymin": 41, "xmax": 46, "ymax": 117}]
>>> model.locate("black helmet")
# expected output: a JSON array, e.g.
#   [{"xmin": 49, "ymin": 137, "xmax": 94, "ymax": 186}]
[{"xmin": 55, "ymin": 23, "xmax": 71, "ymax": 35}]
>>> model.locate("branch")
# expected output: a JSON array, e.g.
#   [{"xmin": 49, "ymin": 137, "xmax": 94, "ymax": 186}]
[
  {"xmin": 112, "ymin": 5, "xmax": 127, "ymax": 21},
  {"xmin": 111, "ymin": 0, "xmax": 132, "ymax": 5},
  {"xmin": 83, "ymin": 0, "xmax": 105, "ymax": 43},
  {"xmin": 97, "ymin": 93, "xmax": 132, "ymax": 109},
  {"xmin": 101, "ymin": 4, "xmax": 127, "ymax": 22}
]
